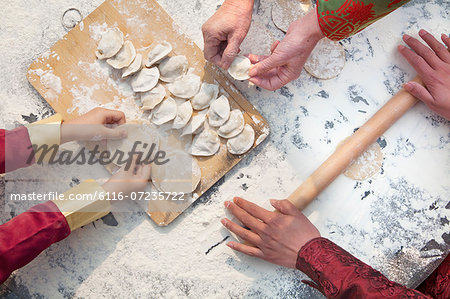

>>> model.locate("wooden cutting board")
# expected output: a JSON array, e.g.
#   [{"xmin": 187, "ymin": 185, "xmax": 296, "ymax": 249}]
[{"xmin": 27, "ymin": 0, "xmax": 270, "ymax": 226}]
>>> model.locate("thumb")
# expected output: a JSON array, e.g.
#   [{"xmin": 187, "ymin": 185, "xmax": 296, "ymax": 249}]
[
  {"xmin": 270, "ymin": 199, "xmax": 300, "ymax": 216},
  {"xmin": 249, "ymin": 53, "xmax": 284, "ymax": 77},
  {"xmin": 404, "ymin": 82, "xmax": 435, "ymax": 107},
  {"xmin": 221, "ymin": 34, "xmax": 242, "ymax": 69}
]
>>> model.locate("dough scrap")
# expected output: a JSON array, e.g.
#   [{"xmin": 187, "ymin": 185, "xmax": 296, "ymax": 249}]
[
  {"xmin": 208, "ymin": 95, "xmax": 230, "ymax": 127},
  {"xmin": 96, "ymin": 28, "xmax": 124, "ymax": 59},
  {"xmin": 107, "ymin": 41, "xmax": 136, "ymax": 69},
  {"xmin": 131, "ymin": 67, "xmax": 160, "ymax": 93},
  {"xmin": 271, "ymin": 0, "xmax": 312, "ymax": 33},
  {"xmin": 158, "ymin": 55, "xmax": 188, "ymax": 82},
  {"xmin": 173, "ymin": 99, "xmax": 193, "ymax": 130},
  {"xmin": 181, "ymin": 111, "xmax": 207, "ymax": 136},
  {"xmin": 151, "ymin": 97, "xmax": 177, "ymax": 126},
  {"xmin": 217, "ymin": 109, "xmax": 244, "ymax": 138},
  {"xmin": 140, "ymin": 83, "xmax": 166, "ymax": 111},
  {"xmin": 151, "ymin": 150, "xmax": 201, "ymax": 193},
  {"xmin": 304, "ymin": 38, "xmax": 345, "ymax": 80},
  {"xmin": 227, "ymin": 124, "xmax": 255, "ymax": 155},
  {"xmin": 191, "ymin": 82, "xmax": 219, "ymax": 110},
  {"xmin": 146, "ymin": 41, "xmax": 172, "ymax": 67},
  {"xmin": 122, "ymin": 53, "xmax": 143, "ymax": 78},
  {"xmin": 343, "ymin": 142, "xmax": 383, "ymax": 181},
  {"xmin": 228, "ymin": 55, "xmax": 252, "ymax": 80},
  {"xmin": 167, "ymin": 73, "xmax": 201, "ymax": 99},
  {"xmin": 191, "ymin": 126, "xmax": 220, "ymax": 156}
]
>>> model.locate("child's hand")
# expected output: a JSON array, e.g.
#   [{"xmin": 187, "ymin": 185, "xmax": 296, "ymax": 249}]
[{"xmin": 60, "ymin": 108, "xmax": 127, "ymax": 143}]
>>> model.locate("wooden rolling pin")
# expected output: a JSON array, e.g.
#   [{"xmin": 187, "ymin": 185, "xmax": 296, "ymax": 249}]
[{"xmin": 288, "ymin": 76, "xmax": 422, "ymax": 211}]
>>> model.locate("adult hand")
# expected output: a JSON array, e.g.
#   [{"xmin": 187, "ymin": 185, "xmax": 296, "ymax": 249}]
[
  {"xmin": 202, "ymin": 0, "xmax": 253, "ymax": 69},
  {"xmin": 398, "ymin": 30, "xmax": 450, "ymax": 120},
  {"xmin": 222, "ymin": 197, "xmax": 320, "ymax": 269},
  {"xmin": 248, "ymin": 10, "xmax": 324, "ymax": 91},
  {"xmin": 60, "ymin": 107, "xmax": 127, "ymax": 143},
  {"xmin": 102, "ymin": 155, "xmax": 151, "ymax": 195}
]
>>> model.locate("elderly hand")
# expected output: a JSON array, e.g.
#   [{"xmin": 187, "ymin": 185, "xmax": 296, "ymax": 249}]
[
  {"xmin": 60, "ymin": 107, "xmax": 127, "ymax": 144},
  {"xmin": 248, "ymin": 10, "xmax": 324, "ymax": 91},
  {"xmin": 202, "ymin": 0, "xmax": 253, "ymax": 69},
  {"xmin": 398, "ymin": 30, "xmax": 450, "ymax": 120},
  {"xmin": 222, "ymin": 197, "xmax": 320, "ymax": 269}
]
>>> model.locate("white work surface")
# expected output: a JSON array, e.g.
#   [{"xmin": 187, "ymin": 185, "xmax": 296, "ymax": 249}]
[{"xmin": 0, "ymin": 0, "xmax": 449, "ymax": 298}]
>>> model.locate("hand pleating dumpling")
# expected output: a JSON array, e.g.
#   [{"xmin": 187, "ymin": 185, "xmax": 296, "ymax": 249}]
[
  {"xmin": 146, "ymin": 41, "xmax": 172, "ymax": 67},
  {"xmin": 131, "ymin": 67, "xmax": 160, "ymax": 93},
  {"xmin": 158, "ymin": 55, "xmax": 188, "ymax": 82},
  {"xmin": 208, "ymin": 95, "xmax": 230, "ymax": 127},
  {"xmin": 141, "ymin": 83, "xmax": 166, "ymax": 111},
  {"xmin": 227, "ymin": 124, "xmax": 255, "ymax": 155},
  {"xmin": 96, "ymin": 28, "xmax": 124, "ymax": 59},
  {"xmin": 107, "ymin": 41, "xmax": 136, "ymax": 69},
  {"xmin": 217, "ymin": 109, "xmax": 244, "ymax": 138},
  {"xmin": 228, "ymin": 55, "xmax": 252, "ymax": 80},
  {"xmin": 167, "ymin": 73, "xmax": 201, "ymax": 99},
  {"xmin": 151, "ymin": 97, "xmax": 177, "ymax": 126},
  {"xmin": 191, "ymin": 82, "xmax": 219, "ymax": 110}
]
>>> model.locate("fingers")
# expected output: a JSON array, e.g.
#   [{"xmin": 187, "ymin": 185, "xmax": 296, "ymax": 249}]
[
  {"xmin": 249, "ymin": 54, "xmax": 285, "ymax": 77},
  {"xmin": 233, "ymin": 197, "xmax": 274, "ymax": 223},
  {"xmin": 270, "ymin": 40, "xmax": 280, "ymax": 53},
  {"xmin": 203, "ymin": 35, "xmax": 223, "ymax": 66},
  {"xmin": 220, "ymin": 34, "xmax": 242, "ymax": 69},
  {"xmin": 418, "ymin": 30, "xmax": 450, "ymax": 63},
  {"xmin": 224, "ymin": 200, "xmax": 265, "ymax": 233},
  {"xmin": 137, "ymin": 163, "xmax": 152, "ymax": 180},
  {"xmin": 226, "ymin": 241, "xmax": 264, "ymax": 258},
  {"xmin": 404, "ymin": 81, "xmax": 436, "ymax": 107},
  {"xmin": 403, "ymin": 34, "xmax": 441, "ymax": 69},
  {"xmin": 247, "ymin": 54, "xmax": 269, "ymax": 64},
  {"xmin": 270, "ymin": 199, "xmax": 300, "ymax": 216},
  {"xmin": 398, "ymin": 44, "xmax": 434, "ymax": 79},
  {"xmin": 221, "ymin": 218, "xmax": 262, "ymax": 245},
  {"xmin": 102, "ymin": 109, "xmax": 126, "ymax": 125},
  {"xmin": 441, "ymin": 34, "xmax": 450, "ymax": 48}
]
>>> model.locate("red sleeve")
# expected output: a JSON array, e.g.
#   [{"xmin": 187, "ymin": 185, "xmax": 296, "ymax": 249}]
[
  {"xmin": 0, "ymin": 201, "xmax": 71, "ymax": 284},
  {"xmin": 0, "ymin": 127, "xmax": 35, "ymax": 174},
  {"xmin": 296, "ymin": 237, "xmax": 431, "ymax": 298},
  {"xmin": 417, "ymin": 254, "xmax": 450, "ymax": 299}
]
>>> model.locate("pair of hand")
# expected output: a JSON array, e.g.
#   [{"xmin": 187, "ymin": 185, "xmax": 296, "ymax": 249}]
[{"xmin": 61, "ymin": 107, "xmax": 151, "ymax": 195}]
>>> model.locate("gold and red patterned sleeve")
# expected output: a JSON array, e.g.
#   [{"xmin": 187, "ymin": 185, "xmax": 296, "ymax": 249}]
[{"xmin": 317, "ymin": 0, "xmax": 411, "ymax": 41}]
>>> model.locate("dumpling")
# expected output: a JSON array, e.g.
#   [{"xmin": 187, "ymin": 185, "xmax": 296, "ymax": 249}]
[
  {"xmin": 96, "ymin": 28, "xmax": 124, "ymax": 59},
  {"xmin": 122, "ymin": 53, "xmax": 143, "ymax": 78},
  {"xmin": 131, "ymin": 67, "xmax": 160, "ymax": 93},
  {"xmin": 191, "ymin": 126, "xmax": 220, "ymax": 156},
  {"xmin": 141, "ymin": 83, "xmax": 166, "ymax": 111},
  {"xmin": 227, "ymin": 124, "xmax": 255, "ymax": 155},
  {"xmin": 158, "ymin": 55, "xmax": 188, "ymax": 82},
  {"xmin": 107, "ymin": 41, "xmax": 136, "ymax": 69},
  {"xmin": 173, "ymin": 99, "xmax": 193, "ymax": 130},
  {"xmin": 181, "ymin": 111, "xmax": 206, "ymax": 136},
  {"xmin": 191, "ymin": 82, "xmax": 219, "ymax": 110},
  {"xmin": 146, "ymin": 41, "xmax": 172, "ymax": 67},
  {"xmin": 208, "ymin": 95, "xmax": 230, "ymax": 127},
  {"xmin": 167, "ymin": 73, "xmax": 201, "ymax": 99},
  {"xmin": 151, "ymin": 97, "xmax": 177, "ymax": 125},
  {"xmin": 228, "ymin": 55, "xmax": 252, "ymax": 80},
  {"xmin": 217, "ymin": 109, "xmax": 244, "ymax": 138}
]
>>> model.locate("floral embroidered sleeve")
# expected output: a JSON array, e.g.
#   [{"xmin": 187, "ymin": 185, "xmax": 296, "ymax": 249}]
[
  {"xmin": 317, "ymin": 0, "xmax": 411, "ymax": 41},
  {"xmin": 296, "ymin": 237, "xmax": 431, "ymax": 298}
]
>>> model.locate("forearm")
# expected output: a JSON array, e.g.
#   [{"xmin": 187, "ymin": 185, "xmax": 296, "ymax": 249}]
[{"xmin": 222, "ymin": 0, "xmax": 254, "ymax": 13}]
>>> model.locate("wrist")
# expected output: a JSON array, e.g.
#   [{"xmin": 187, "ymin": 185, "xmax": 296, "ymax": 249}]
[
  {"xmin": 306, "ymin": 9, "xmax": 325, "ymax": 42},
  {"xmin": 223, "ymin": 0, "xmax": 254, "ymax": 15}
]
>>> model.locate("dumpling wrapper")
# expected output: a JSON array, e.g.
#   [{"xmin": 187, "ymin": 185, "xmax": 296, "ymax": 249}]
[
  {"xmin": 227, "ymin": 124, "xmax": 255, "ymax": 155},
  {"xmin": 218, "ymin": 109, "xmax": 244, "ymax": 138},
  {"xmin": 191, "ymin": 82, "xmax": 219, "ymax": 110},
  {"xmin": 96, "ymin": 28, "xmax": 124, "ymax": 59},
  {"xmin": 122, "ymin": 53, "xmax": 143, "ymax": 78},
  {"xmin": 208, "ymin": 95, "xmax": 230, "ymax": 127},
  {"xmin": 146, "ymin": 41, "xmax": 172, "ymax": 67},
  {"xmin": 158, "ymin": 55, "xmax": 188, "ymax": 83},
  {"xmin": 141, "ymin": 83, "xmax": 166, "ymax": 111},
  {"xmin": 167, "ymin": 73, "xmax": 201, "ymax": 99},
  {"xmin": 181, "ymin": 111, "xmax": 206, "ymax": 136},
  {"xmin": 151, "ymin": 150, "xmax": 201, "ymax": 193},
  {"xmin": 304, "ymin": 38, "xmax": 345, "ymax": 80},
  {"xmin": 191, "ymin": 126, "xmax": 220, "ymax": 156},
  {"xmin": 131, "ymin": 67, "xmax": 160, "ymax": 93},
  {"xmin": 228, "ymin": 55, "xmax": 252, "ymax": 80},
  {"xmin": 173, "ymin": 99, "xmax": 193, "ymax": 130},
  {"xmin": 151, "ymin": 97, "xmax": 177, "ymax": 126},
  {"xmin": 107, "ymin": 41, "xmax": 136, "ymax": 69}
]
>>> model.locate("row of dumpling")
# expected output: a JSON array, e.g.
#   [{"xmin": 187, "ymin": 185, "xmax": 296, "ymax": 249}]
[{"xmin": 95, "ymin": 28, "xmax": 255, "ymax": 156}]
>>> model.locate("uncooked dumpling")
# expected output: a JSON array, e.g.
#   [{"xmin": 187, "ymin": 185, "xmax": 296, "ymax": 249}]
[
  {"xmin": 107, "ymin": 41, "xmax": 136, "ymax": 69},
  {"xmin": 227, "ymin": 124, "xmax": 255, "ymax": 155},
  {"xmin": 218, "ymin": 109, "xmax": 244, "ymax": 138},
  {"xmin": 167, "ymin": 73, "xmax": 201, "ymax": 99},
  {"xmin": 141, "ymin": 83, "xmax": 166, "ymax": 111},
  {"xmin": 151, "ymin": 97, "xmax": 177, "ymax": 126},
  {"xmin": 304, "ymin": 38, "xmax": 345, "ymax": 80},
  {"xmin": 173, "ymin": 99, "xmax": 193, "ymax": 129},
  {"xmin": 146, "ymin": 41, "xmax": 172, "ymax": 67},
  {"xmin": 191, "ymin": 126, "xmax": 220, "ymax": 156},
  {"xmin": 208, "ymin": 95, "xmax": 230, "ymax": 127},
  {"xmin": 228, "ymin": 55, "xmax": 252, "ymax": 80},
  {"xmin": 158, "ymin": 55, "xmax": 188, "ymax": 82},
  {"xmin": 131, "ymin": 67, "xmax": 160, "ymax": 93},
  {"xmin": 151, "ymin": 150, "xmax": 201, "ymax": 193},
  {"xmin": 181, "ymin": 111, "xmax": 206, "ymax": 136},
  {"xmin": 96, "ymin": 28, "xmax": 124, "ymax": 59},
  {"xmin": 191, "ymin": 82, "xmax": 219, "ymax": 110},
  {"xmin": 122, "ymin": 53, "xmax": 143, "ymax": 78}
]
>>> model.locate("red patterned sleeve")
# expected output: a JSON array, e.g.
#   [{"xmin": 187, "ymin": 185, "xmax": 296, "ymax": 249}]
[
  {"xmin": 0, "ymin": 127, "xmax": 35, "ymax": 174},
  {"xmin": 317, "ymin": 0, "xmax": 411, "ymax": 41},
  {"xmin": 296, "ymin": 237, "xmax": 431, "ymax": 298}
]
